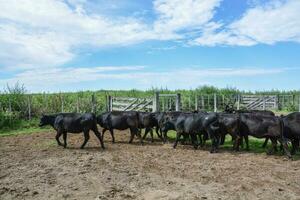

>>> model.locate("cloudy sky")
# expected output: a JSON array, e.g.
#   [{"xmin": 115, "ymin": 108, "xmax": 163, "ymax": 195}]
[{"xmin": 0, "ymin": 0, "xmax": 300, "ymax": 92}]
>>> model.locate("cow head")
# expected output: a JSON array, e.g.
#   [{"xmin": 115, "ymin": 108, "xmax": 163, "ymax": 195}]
[{"xmin": 39, "ymin": 114, "xmax": 51, "ymax": 127}]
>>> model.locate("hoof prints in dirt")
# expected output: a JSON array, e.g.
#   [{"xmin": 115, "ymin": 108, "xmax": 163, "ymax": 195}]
[{"xmin": 1, "ymin": 131, "xmax": 300, "ymax": 200}]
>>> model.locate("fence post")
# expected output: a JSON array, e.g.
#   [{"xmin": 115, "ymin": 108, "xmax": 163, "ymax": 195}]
[
  {"xmin": 108, "ymin": 96, "xmax": 113, "ymax": 111},
  {"xmin": 76, "ymin": 96, "xmax": 80, "ymax": 113},
  {"xmin": 195, "ymin": 95, "xmax": 198, "ymax": 111},
  {"xmin": 275, "ymin": 95, "xmax": 279, "ymax": 110},
  {"xmin": 201, "ymin": 95, "xmax": 204, "ymax": 110},
  {"xmin": 8, "ymin": 97, "xmax": 12, "ymax": 125},
  {"xmin": 214, "ymin": 93, "xmax": 217, "ymax": 112},
  {"xmin": 262, "ymin": 95, "xmax": 266, "ymax": 110},
  {"xmin": 175, "ymin": 93, "xmax": 181, "ymax": 111},
  {"xmin": 28, "ymin": 95, "xmax": 31, "ymax": 120},
  {"xmin": 91, "ymin": 93, "xmax": 96, "ymax": 113},
  {"xmin": 237, "ymin": 94, "xmax": 240, "ymax": 110},
  {"xmin": 152, "ymin": 92, "xmax": 160, "ymax": 112}
]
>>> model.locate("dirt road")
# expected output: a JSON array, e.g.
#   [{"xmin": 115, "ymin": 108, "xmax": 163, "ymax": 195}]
[{"xmin": 1, "ymin": 130, "xmax": 300, "ymax": 200}]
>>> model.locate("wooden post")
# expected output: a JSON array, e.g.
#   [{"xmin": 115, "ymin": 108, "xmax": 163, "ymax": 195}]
[
  {"xmin": 195, "ymin": 95, "xmax": 198, "ymax": 111},
  {"xmin": 262, "ymin": 95, "xmax": 266, "ymax": 110},
  {"xmin": 91, "ymin": 93, "xmax": 96, "ymax": 113},
  {"xmin": 175, "ymin": 93, "xmax": 181, "ymax": 111},
  {"xmin": 108, "ymin": 96, "xmax": 113, "ymax": 111},
  {"xmin": 214, "ymin": 93, "xmax": 217, "ymax": 112},
  {"xmin": 28, "ymin": 95, "xmax": 31, "ymax": 120},
  {"xmin": 201, "ymin": 95, "xmax": 204, "ymax": 110},
  {"xmin": 237, "ymin": 94, "xmax": 240, "ymax": 110},
  {"xmin": 8, "ymin": 97, "xmax": 12, "ymax": 125},
  {"xmin": 152, "ymin": 92, "xmax": 160, "ymax": 112},
  {"xmin": 274, "ymin": 95, "xmax": 278, "ymax": 110},
  {"xmin": 76, "ymin": 96, "xmax": 80, "ymax": 113}
]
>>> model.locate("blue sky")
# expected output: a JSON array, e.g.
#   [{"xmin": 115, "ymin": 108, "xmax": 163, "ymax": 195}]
[{"xmin": 0, "ymin": 0, "xmax": 300, "ymax": 92}]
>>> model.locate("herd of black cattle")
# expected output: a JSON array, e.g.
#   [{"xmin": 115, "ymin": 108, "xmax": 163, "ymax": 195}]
[{"xmin": 39, "ymin": 109, "xmax": 300, "ymax": 159}]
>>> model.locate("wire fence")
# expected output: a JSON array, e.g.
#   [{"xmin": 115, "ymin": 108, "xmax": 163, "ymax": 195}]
[{"xmin": 1, "ymin": 92, "xmax": 299, "ymax": 122}]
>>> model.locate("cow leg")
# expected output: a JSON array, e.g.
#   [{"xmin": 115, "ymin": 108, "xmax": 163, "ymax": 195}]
[
  {"xmin": 277, "ymin": 137, "xmax": 292, "ymax": 159},
  {"xmin": 55, "ymin": 131, "xmax": 63, "ymax": 146},
  {"xmin": 155, "ymin": 126, "xmax": 163, "ymax": 140},
  {"xmin": 233, "ymin": 135, "xmax": 241, "ymax": 151},
  {"xmin": 262, "ymin": 138, "xmax": 269, "ymax": 148},
  {"xmin": 149, "ymin": 128, "xmax": 154, "ymax": 143},
  {"xmin": 220, "ymin": 134, "xmax": 226, "ymax": 145},
  {"xmin": 136, "ymin": 128, "xmax": 144, "ymax": 144},
  {"xmin": 163, "ymin": 131, "xmax": 168, "ymax": 143},
  {"xmin": 191, "ymin": 134, "xmax": 198, "ymax": 149},
  {"xmin": 267, "ymin": 137, "xmax": 278, "ymax": 155},
  {"xmin": 291, "ymin": 139, "xmax": 299, "ymax": 155},
  {"xmin": 198, "ymin": 133, "xmax": 203, "ymax": 147},
  {"xmin": 63, "ymin": 132, "xmax": 67, "ymax": 148},
  {"xmin": 173, "ymin": 132, "xmax": 182, "ymax": 149},
  {"xmin": 81, "ymin": 130, "xmax": 90, "ymax": 149},
  {"xmin": 109, "ymin": 129, "xmax": 115, "ymax": 143},
  {"xmin": 142, "ymin": 128, "xmax": 148, "ymax": 140},
  {"xmin": 92, "ymin": 127, "xmax": 105, "ymax": 149},
  {"xmin": 129, "ymin": 131, "xmax": 135, "ymax": 143}
]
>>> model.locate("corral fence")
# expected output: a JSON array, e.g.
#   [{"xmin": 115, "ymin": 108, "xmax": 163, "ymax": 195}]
[
  {"xmin": 107, "ymin": 92, "xmax": 181, "ymax": 112},
  {"xmin": 0, "ymin": 92, "xmax": 300, "ymax": 127}
]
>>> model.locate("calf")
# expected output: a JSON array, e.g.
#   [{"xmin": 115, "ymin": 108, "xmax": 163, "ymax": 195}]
[
  {"xmin": 39, "ymin": 113, "xmax": 105, "ymax": 149},
  {"xmin": 138, "ymin": 112, "xmax": 163, "ymax": 142},
  {"xmin": 97, "ymin": 111, "xmax": 143, "ymax": 144}
]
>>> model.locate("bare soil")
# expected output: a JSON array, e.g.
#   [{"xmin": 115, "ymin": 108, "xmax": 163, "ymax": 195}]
[{"xmin": 1, "ymin": 130, "xmax": 300, "ymax": 200}]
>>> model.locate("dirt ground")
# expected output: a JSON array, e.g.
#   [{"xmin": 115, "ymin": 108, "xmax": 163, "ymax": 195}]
[{"xmin": 1, "ymin": 130, "xmax": 300, "ymax": 200}]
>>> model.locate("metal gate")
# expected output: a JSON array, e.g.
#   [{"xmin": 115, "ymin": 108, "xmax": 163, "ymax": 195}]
[{"xmin": 240, "ymin": 95, "xmax": 278, "ymax": 110}]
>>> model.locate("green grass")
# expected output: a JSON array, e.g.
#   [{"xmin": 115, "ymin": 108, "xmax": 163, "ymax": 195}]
[
  {"xmin": 0, "ymin": 127, "xmax": 51, "ymax": 137},
  {"xmin": 0, "ymin": 118, "xmax": 51, "ymax": 136},
  {"xmin": 161, "ymin": 130, "xmax": 300, "ymax": 158}
]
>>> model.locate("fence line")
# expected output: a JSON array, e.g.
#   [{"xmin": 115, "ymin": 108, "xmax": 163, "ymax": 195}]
[{"xmin": 0, "ymin": 93, "xmax": 300, "ymax": 124}]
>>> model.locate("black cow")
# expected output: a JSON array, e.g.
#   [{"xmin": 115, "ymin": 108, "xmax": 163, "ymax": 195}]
[
  {"xmin": 282, "ymin": 112, "xmax": 300, "ymax": 154},
  {"xmin": 138, "ymin": 112, "xmax": 163, "ymax": 142},
  {"xmin": 238, "ymin": 113, "xmax": 291, "ymax": 158},
  {"xmin": 220, "ymin": 110, "xmax": 275, "ymax": 149},
  {"xmin": 214, "ymin": 113, "xmax": 244, "ymax": 150},
  {"xmin": 160, "ymin": 111, "xmax": 191, "ymax": 143},
  {"xmin": 97, "ymin": 111, "xmax": 143, "ymax": 144},
  {"xmin": 39, "ymin": 113, "xmax": 105, "ymax": 149},
  {"xmin": 161, "ymin": 112, "xmax": 219, "ymax": 152}
]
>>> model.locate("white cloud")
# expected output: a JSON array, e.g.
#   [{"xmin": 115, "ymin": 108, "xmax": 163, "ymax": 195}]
[
  {"xmin": 0, "ymin": 0, "xmax": 155, "ymax": 70},
  {"xmin": 0, "ymin": 66, "xmax": 291, "ymax": 92},
  {"xmin": 153, "ymin": 0, "xmax": 222, "ymax": 38},
  {"xmin": 0, "ymin": 0, "xmax": 224, "ymax": 71},
  {"xmin": 193, "ymin": 0, "xmax": 300, "ymax": 46}
]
